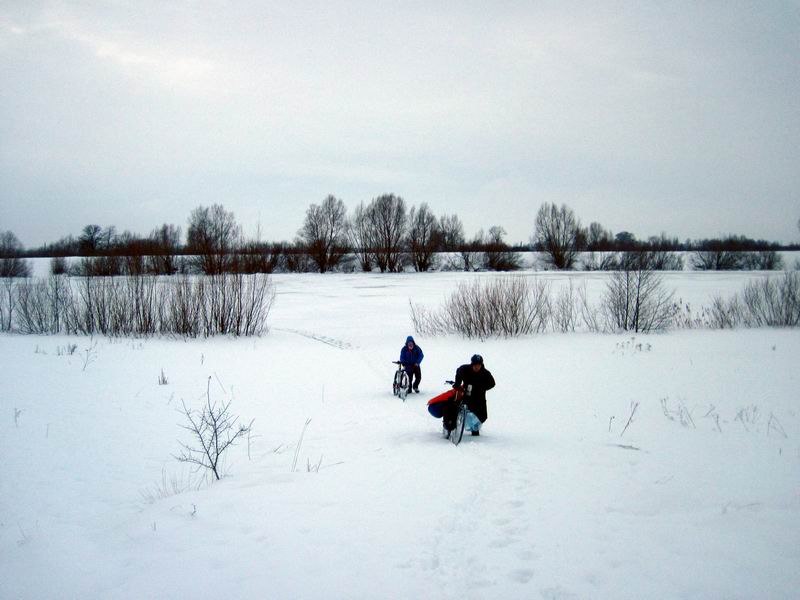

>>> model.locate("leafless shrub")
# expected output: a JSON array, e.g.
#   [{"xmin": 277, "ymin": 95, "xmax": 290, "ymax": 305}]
[
  {"xmin": 641, "ymin": 250, "xmax": 684, "ymax": 271},
  {"xmin": 552, "ymin": 282, "xmax": 579, "ymax": 332},
  {"xmin": 81, "ymin": 340, "xmax": 98, "ymax": 371},
  {"xmin": 600, "ymin": 260, "xmax": 676, "ymax": 333},
  {"xmin": 691, "ymin": 249, "xmax": 743, "ymax": 271},
  {"xmin": 176, "ymin": 377, "xmax": 252, "ymax": 481},
  {"xmin": 582, "ymin": 252, "xmax": 619, "ymax": 271},
  {"xmin": 741, "ymin": 251, "xmax": 783, "ymax": 271},
  {"xmin": 411, "ymin": 276, "xmax": 551, "ymax": 339},
  {"xmin": 709, "ymin": 272, "xmax": 799, "ymax": 329},
  {"xmin": 671, "ymin": 301, "xmax": 714, "ymax": 329},
  {"xmin": 734, "ymin": 405, "xmax": 760, "ymax": 432},
  {"xmin": 50, "ymin": 256, "xmax": 70, "ymax": 275},
  {"xmin": 57, "ymin": 343, "xmax": 78, "ymax": 356},
  {"xmin": 708, "ymin": 294, "xmax": 743, "ymax": 329},
  {"xmin": 8, "ymin": 273, "xmax": 275, "ymax": 337},
  {"xmin": 740, "ymin": 272, "xmax": 800, "ymax": 327},
  {"xmin": 577, "ymin": 284, "xmax": 602, "ymax": 332},
  {"xmin": 0, "ymin": 231, "xmax": 31, "ymax": 277},
  {"xmin": 0, "ymin": 278, "xmax": 16, "ymax": 331},
  {"xmin": 409, "ymin": 300, "xmax": 450, "ymax": 337},
  {"xmin": 158, "ymin": 369, "xmax": 168, "ymax": 385},
  {"xmin": 660, "ymin": 397, "xmax": 696, "ymax": 428},
  {"xmin": 15, "ymin": 276, "xmax": 73, "ymax": 334}
]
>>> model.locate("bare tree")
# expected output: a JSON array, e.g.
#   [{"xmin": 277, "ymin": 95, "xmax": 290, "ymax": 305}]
[
  {"xmin": 0, "ymin": 231, "xmax": 31, "ymax": 277},
  {"xmin": 366, "ymin": 194, "xmax": 407, "ymax": 272},
  {"xmin": 438, "ymin": 214, "xmax": 465, "ymax": 252},
  {"xmin": 78, "ymin": 224, "xmax": 104, "ymax": 254},
  {"xmin": 149, "ymin": 224, "xmax": 182, "ymax": 274},
  {"xmin": 587, "ymin": 222, "xmax": 613, "ymax": 250},
  {"xmin": 349, "ymin": 201, "xmax": 374, "ymax": 272},
  {"xmin": 176, "ymin": 377, "xmax": 252, "ymax": 481},
  {"xmin": 298, "ymin": 195, "xmax": 350, "ymax": 273},
  {"xmin": 407, "ymin": 203, "xmax": 440, "ymax": 272},
  {"xmin": 533, "ymin": 203, "xmax": 580, "ymax": 270},
  {"xmin": 484, "ymin": 226, "xmax": 522, "ymax": 271},
  {"xmin": 186, "ymin": 204, "xmax": 242, "ymax": 274}
]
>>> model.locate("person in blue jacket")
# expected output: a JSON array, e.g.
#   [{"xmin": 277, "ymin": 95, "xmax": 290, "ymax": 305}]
[{"xmin": 399, "ymin": 335, "xmax": 424, "ymax": 393}]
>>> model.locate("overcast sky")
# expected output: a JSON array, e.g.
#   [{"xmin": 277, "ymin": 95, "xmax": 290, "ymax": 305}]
[{"xmin": 2, "ymin": 1, "xmax": 799, "ymax": 248}]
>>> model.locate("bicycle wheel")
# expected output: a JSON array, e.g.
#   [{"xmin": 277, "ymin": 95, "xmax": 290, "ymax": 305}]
[
  {"xmin": 451, "ymin": 403, "xmax": 467, "ymax": 445},
  {"xmin": 398, "ymin": 371, "xmax": 409, "ymax": 401},
  {"xmin": 392, "ymin": 371, "xmax": 402, "ymax": 396}
]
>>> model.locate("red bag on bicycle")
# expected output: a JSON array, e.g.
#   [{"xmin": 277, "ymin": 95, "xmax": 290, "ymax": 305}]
[{"xmin": 426, "ymin": 389, "xmax": 458, "ymax": 419}]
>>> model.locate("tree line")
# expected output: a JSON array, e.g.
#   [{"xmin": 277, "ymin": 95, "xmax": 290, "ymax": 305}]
[{"xmin": 1, "ymin": 198, "xmax": 799, "ymax": 277}]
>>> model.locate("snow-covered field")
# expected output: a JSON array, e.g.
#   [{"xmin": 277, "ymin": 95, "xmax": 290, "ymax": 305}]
[{"xmin": 2, "ymin": 270, "xmax": 799, "ymax": 599}]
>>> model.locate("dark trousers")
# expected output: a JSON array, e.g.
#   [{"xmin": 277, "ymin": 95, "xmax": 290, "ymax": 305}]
[
  {"xmin": 404, "ymin": 364, "xmax": 421, "ymax": 390},
  {"xmin": 441, "ymin": 400, "xmax": 458, "ymax": 431}
]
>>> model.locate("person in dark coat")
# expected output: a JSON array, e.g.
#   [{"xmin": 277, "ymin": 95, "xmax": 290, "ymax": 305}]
[
  {"xmin": 399, "ymin": 335, "xmax": 424, "ymax": 393},
  {"xmin": 444, "ymin": 354, "xmax": 495, "ymax": 436}
]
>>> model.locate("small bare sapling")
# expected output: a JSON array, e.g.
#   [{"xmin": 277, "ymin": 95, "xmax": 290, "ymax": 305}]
[
  {"xmin": 158, "ymin": 369, "xmax": 168, "ymax": 385},
  {"xmin": 292, "ymin": 418, "xmax": 312, "ymax": 472},
  {"xmin": 82, "ymin": 340, "xmax": 98, "ymax": 371},
  {"xmin": 620, "ymin": 400, "xmax": 640, "ymax": 437},
  {"xmin": 175, "ymin": 377, "xmax": 252, "ymax": 481}
]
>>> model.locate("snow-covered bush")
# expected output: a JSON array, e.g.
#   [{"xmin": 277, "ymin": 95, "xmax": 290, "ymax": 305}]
[
  {"xmin": 411, "ymin": 276, "xmax": 551, "ymax": 338},
  {"xmin": 8, "ymin": 273, "xmax": 275, "ymax": 337},
  {"xmin": 709, "ymin": 271, "xmax": 800, "ymax": 328},
  {"xmin": 600, "ymin": 262, "xmax": 676, "ymax": 333}
]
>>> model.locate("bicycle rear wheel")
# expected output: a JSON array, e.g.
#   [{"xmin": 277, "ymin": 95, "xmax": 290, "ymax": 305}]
[{"xmin": 451, "ymin": 403, "xmax": 467, "ymax": 445}]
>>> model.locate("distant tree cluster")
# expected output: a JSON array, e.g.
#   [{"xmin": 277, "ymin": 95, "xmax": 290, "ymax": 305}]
[
  {"xmin": 531, "ymin": 203, "xmax": 791, "ymax": 272},
  {"xmin": 2, "ymin": 204, "xmax": 798, "ymax": 277},
  {"xmin": 296, "ymin": 193, "xmax": 521, "ymax": 273}
]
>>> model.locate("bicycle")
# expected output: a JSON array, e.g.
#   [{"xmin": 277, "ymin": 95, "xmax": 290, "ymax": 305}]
[
  {"xmin": 442, "ymin": 380, "xmax": 470, "ymax": 445},
  {"xmin": 392, "ymin": 361, "xmax": 410, "ymax": 401}
]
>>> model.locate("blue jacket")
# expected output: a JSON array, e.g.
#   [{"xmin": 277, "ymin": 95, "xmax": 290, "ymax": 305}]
[{"xmin": 399, "ymin": 336, "xmax": 424, "ymax": 366}]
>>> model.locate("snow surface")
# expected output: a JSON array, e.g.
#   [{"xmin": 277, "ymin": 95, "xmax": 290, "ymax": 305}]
[{"xmin": 2, "ymin": 271, "xmax": 799, "ymax": 599}]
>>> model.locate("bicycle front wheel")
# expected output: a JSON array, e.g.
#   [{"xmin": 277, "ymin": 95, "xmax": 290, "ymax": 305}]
[
  {"xmin": 451, "ymin": 403, "xmax": 467, "ymax": 445},
  {"xmin": 398, "ymin": 371, "xmax": 409, "ymax": 401}
]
